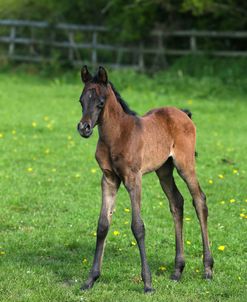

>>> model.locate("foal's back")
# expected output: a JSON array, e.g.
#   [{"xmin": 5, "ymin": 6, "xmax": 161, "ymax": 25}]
[{"xmin": 139, "ymin": 107, "xmax": 196, "ymax": 174}]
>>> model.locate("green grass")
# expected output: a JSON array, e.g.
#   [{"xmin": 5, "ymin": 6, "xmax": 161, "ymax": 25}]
[{"xmin": 0, "ymin": 61, "xmax": 247, "ymax": 301}]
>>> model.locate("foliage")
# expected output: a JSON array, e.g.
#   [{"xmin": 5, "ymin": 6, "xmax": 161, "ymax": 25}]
[
  {"xmin": 0, "ymin": 0, "xmax": 246, "ymax": 42},
  {"xmin": 0, "ymin": 63, "xmax": 247, "ymax": 301}
]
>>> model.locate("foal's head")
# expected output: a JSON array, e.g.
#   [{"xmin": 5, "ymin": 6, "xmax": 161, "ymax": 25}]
[{"xmin": 77, "ymin": 66, "xmax": 109, "ymax": 138}]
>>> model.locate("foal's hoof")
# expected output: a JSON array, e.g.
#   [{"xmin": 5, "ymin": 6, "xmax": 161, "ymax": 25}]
[
  {"xmin": 204, "ymin": 271, "xmax": 213, "ymax": 280},
  {"xmin": 144, "ymin": 287, "xmax": 155, "ymax": 294},
  {"xmin": 80, "ymin": 282, "xmax": 93, "ymax": 291},
  {"xmin": 170, "ymin": 273, "xmax": 181, "ymax": 282}
]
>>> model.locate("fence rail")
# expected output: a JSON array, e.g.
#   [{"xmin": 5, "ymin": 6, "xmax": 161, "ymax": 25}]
[{"xmin": 0, "ymin": 19, "xmax": 246, "ymax": 70}]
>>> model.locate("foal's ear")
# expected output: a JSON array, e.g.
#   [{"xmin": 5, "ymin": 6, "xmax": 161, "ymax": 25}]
[
  {"xmin": 81, "ymin": 65, "xmax": 92, "ymax": 83},
  {"xmin": 97, "ymin": 66, "xmax": 108, "ymax": 85}
]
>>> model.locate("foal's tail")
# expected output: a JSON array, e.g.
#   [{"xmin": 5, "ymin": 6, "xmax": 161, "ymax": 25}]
[
  {"xmin": 181, "ymin": 108, "xmax": 192, "ymax": 119},
  {"xmin": 180, "ymin": 108, "xmax": 198, "ymax": 157}
]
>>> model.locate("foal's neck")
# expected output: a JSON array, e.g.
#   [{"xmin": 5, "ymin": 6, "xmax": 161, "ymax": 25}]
[{"xmin": 98, "ymin": 88, "xmax": 135, "ymax": 145}]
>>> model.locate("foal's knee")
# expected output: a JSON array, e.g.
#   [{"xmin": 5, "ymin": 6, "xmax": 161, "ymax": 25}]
[
  {"xmin": 97, "ymin": 216, "xmax": 109, "ymax": 239},
  {"xmin": 131, "ymin": 219, "xmax": 145, "ymax": 241}
]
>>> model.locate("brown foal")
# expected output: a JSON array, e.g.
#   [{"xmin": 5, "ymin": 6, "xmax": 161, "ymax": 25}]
[{"xmin": 77, "ymin": 66, "xmax": 214, "ymax": 293}]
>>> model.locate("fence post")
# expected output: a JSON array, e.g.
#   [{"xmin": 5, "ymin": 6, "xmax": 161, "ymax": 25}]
[
  {"xmin": 138, "ymin": 42, "xmax": 144, "ymax": 71},
  {"xmin": 8, "ymin": 26, "xmax": 16, "ymax": 56},
  {"xmin": 68, "ymin": 31, "xmax": 74, "ymax": 62},
  {"xmin": 92, "ymin": 31, "xmax": 97, "ymax": 68},
  {"xmin": 190, "ymin": 35, "xmax": 197, "ymax": 52}
]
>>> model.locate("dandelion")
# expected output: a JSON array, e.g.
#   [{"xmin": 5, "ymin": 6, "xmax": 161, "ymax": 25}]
[
  {"xmin": 67, "ymin": 135, "xmax": 72, "ymax": 140},
  {"xmin": 124, "ymin": 208, "xmax": 130, "ymax": 213},
  {"xmin": 218, "ymin": 174, "xmax": 224, "ymax": 179},
  {"xmin": 113, "ymin": 230, "xmax": 120, "ymax": 236},
  {"xmin": 91, "ymin": 168, "xmax": 97, "ymax": 174},
  {"xmin": 195, "ymin": 269, "xmax": 199, "ymax": 273},
  {"xmin": 238, "ymin": 276, "xmax": 241, "ymax": 280},
  {"xmin": 187, "ymin": 99, "xmax": 193, "ymax": 105},
  {"xmin": 159, "ymin": 265, "xmax": 166, "ymax": 271},
  {"xmin": 27, "ymin": 167, "xmax": 33, "ymax": 172},
  {"xmin": 75, "ymin": 173, "xmax": 80, "ymax": 178},
  {"xmin": 0, "ymin": 251, "xmax": 5, "ymax": 256},
  {"xmin": 93, "ymin": 232, "xmax": 96, "ymax": 237},
  {"xmin": 32, "ymin": 122, "xmax": 37, "ymax": 127},
  {"xmin": 0, "ymin": 133, "xmax": 3, "ymax": 138},
  {"xmin": 12, "ymin": 130, "xmax": 16, "ymax": 135},
  {"xmin": 233, "ymin": 169, "xmax": 238, "ymax": 174},
  {"xmin": 43, "ymin": 116, "xmax": 49, "ymax": 121},
  {"xmin": 220, "ymin": 201, "xmax": 225, "ymax": 205},
  {"xmin": 45, "ymin": 148, "xmax": 50, "ymax": 154},
  {"xmin": 186, "ymin": 240, "xmax": 191, "ymax": 245},
  {"xmin": 131, "ymin": 241, "xmax": 136, "ymax": 246},
  {"xmin": 159, "ymin": 202, "xmax": 163, "ymax": 206},
  {"xmin": 46, "ymin": 123, "xmax": 53, "ymax": 129},
  {"xmin": 240, "ymin": 213, "xmax": 245, "ymax": 218},
  {"xmin": 208, "ymin": 179, "xmax": 213, "ymax": 184},
  {"xmin": 82, "ymin": 258, "xmax": 87, "ymax": 264},
  {"xmin": 229, "ymin": 199, "xmax": 236, "ymax": 203},
  {"xmin": 218, "ymin": 245, "xmax": 225, "ymax": 251},
  {"xmin": 124, "ymin": 221, "xmax": 129, "ymax": 225},
  {"xmin": 185, "ymin": 217, "xmax": 191, "ymax": 221},
  {"xmin": 52, "ymin": 168, "xmax": 56, "ymax": 173}
]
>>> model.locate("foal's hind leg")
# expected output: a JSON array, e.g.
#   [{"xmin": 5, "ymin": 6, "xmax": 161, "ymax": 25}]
[
  {"xmin": 156, "ymin": 158, "xmax": 185, "ymax": 281},
  {"xmin": 81, "ymin": 171, "xmax": 120, "ymax": 290},
  {"xmin": 173, "ymin": 154, "xmax": 214, "ymax": 279}
]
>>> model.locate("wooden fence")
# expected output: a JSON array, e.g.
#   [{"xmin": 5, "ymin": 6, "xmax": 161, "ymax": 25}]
[{"xmin": 0, "ymin": 19, "xmax": 247, "ymax": 70}]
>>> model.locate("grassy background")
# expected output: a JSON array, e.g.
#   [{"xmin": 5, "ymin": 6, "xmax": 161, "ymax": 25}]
[{"xmin": 0, "ymin": 59, "xmax": 247, "ymax": 301}]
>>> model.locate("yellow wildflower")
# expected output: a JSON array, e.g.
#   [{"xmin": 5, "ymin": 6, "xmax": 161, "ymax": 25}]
[
  {"xmin": 185, "ymin": 217, "xmax": 191, "ymax": 221},
  {"xmin": 124, "ymin": 221, "xmax": 129, "ymax": 225},
  {"xmin": 43, "ymin": 116, "xmax": 49, "ymax": 121},
  {"xmin": 113, "ymin": 230, "xmax": 120, "ymax": 236},
  {"xmin": 195, "ymin": 269, "xmax": 199, "ymax": 273},
  {"xmin": 187, "ymin": 99, "xmax": 193, "ymax": 105},
  {"xmin": 0, "ymin": 133, "xmax": 3, "ymax": 138},
  {"xmin": 208, "ymin": 179, "xmax": 213, "ymax": 184},
  {"xmin": 240, "ymin": 213, "xmax": 245, "ymax": 218},
  {"xmin": 0, "ymin": 251, "xmax": 5, "ymax": 256},
  {"xmin": 32, "ymin": 122, "xmax": 37, "ymax": 127},
  {"xmin": 229, "ymin": 199, "xmax": 236, "ymax": 203},
  {"xmin": 46, "ymin": 123, "xmax": 53, "ymax": 129},
  {"xmin": 93, "ymin": 232, "xmax": 96, "ymax": 237},
  {"xmin": 159, "ymin": 266, "xmax": 166, "ymax": 271},
  {"xmin": 91, "ymin": 168, "xmax": 97, "ymax": 174},
  {"xmin": 124, "ymin": 208, "xmax": 130, "ymax": 213},
  {"xmin": 45, "ymin": 148, "xmax": 50, "ymax": 154},
  {"xmin": 82, "ymin": 258, "xmax": 87, "ymax": 264},
  {"xmin": 52, "ymin": 168, "xmax": 56, "ymax": 173},
  {"xmin": 67, "ymin": 135, "xmax": 72, "ymax": 140},
  {"xmin": 220, "ymin": 201, "xmax": 225, "ymax": 204},
  {"xmin": 27, "ymin": 167, "xmax": 33, "ymax": 172},
  {"xmin": 75, "ymin": 173, "xmax": 80, "ymax": 178},
  {"xmin": 12, "ymin": 130, "xmax": 16, "ymax": 135},
  {"xmin": 218, "ymin": 245, "xmax": 225, "ymax": 251},
  {"xmin": 186, "ymin": 240, "xmax": 191, "ymax": 245},
  {"xmin": 218, "ymin": 174, "xmax": 224, "ymax": 179},
  {"xmin": 233, "ymin": 169, "xmax": 238, "ymax": 174},
  {"xmin": 131, "ymin": 241, "xmax": 136, "ymax": 246}
]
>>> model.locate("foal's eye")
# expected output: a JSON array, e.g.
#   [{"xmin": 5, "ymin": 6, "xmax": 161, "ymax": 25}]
[{"xmin": 97, "ymin": 97, "xmax": 105, "ymax": 108}]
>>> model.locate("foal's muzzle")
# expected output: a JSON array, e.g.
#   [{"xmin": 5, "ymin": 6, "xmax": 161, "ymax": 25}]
[{"xmin": 77, "ymin": 121, "xmax": 93, "ymax": 138}]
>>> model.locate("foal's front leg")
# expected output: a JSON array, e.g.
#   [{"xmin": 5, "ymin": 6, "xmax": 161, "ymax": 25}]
[
  {"xmin": 124, "ymin": 172, "xmax": 153, "ymax": 293},
  {"xmin": 81, "ymin": 171, "xmax": 120, "ymax": 290}
]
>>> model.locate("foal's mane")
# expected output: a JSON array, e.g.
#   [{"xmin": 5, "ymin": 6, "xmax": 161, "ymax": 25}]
[
  {"xmin": 92, "ymin": 74, "xmax": 137, "ymax": 116},
  {"xmin": 109, "ymin": 82, "xmax": 137, "ymax": 116}
]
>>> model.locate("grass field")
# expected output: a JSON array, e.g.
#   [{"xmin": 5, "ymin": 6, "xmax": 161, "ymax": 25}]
[{"xmin": 0, "ymin": 60, "xmax": 247, "ymax": 302}]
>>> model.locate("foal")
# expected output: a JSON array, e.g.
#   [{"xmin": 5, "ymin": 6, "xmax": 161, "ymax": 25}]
[{"xmin": 77, "ymin": 66, "xmax": 214, "ymax": 293}]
